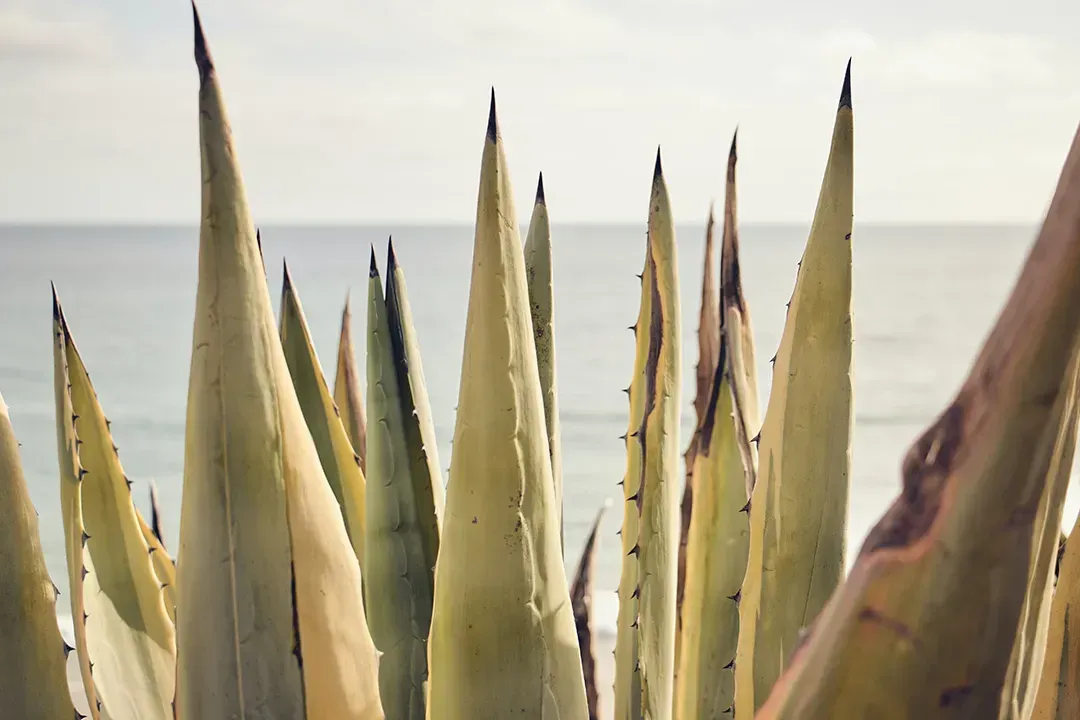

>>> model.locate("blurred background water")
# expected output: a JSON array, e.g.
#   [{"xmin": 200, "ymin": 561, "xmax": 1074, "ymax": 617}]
[{"xmin": 1, "ymin": 222, "xmax": 1070, "ymax": 655}]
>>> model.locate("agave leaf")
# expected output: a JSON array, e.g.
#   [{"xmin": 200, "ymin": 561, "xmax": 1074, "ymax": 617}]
[
  {"xmin": 335, "ymin": 293, "xmax": 369, "ymax": 474},
  {"xmin": 756, "ymin": 98, "xmax": 1080, "ymax": 720},
  {"xmin": 52, "ymin": 292, "xmax": 177, "ymax": 720},
  {"xmin": 385, "ymin": 241, "xmax": 445, "ymax": 568},
  {"xmin": 137, "ymin": 504, "xmax": 178, "ymax": 625},
  {"xmin": 426, "ymin": 92, "xmax": 588, "ymax": 719},
  {"xmin": 0, "ymin": 389, "xmax": 78, "ymax": 718},
  {"xmin": 524, "ymin": 173, "xmax": 564, "ymax": 553},
  {"xmin": 1000, "ymin": 358, "xmax": 1080, "ymax": 719},
  {"xmin": 365, "ymin": 243, "xmax": 444, "ymax": 720},
  {"xmin": 613, "ymin": 149, "xmax": 683, "ymax": 720},
  {"xmin": 140, "ymin": 481, "xmax": 177, "ymax": 623},
  {"xmin": 737, "ymin": 64, "xmax": 854, "ymax": 716},
  {"xmin": 674, "ymin": 133, "xmax": 757, "ymax": 720},
  {"xmin": 149, "ymin": 481, "xmax": 166, "ymax": 548},
  {"xmin": 279, "ymin": 261, "xmax": 368, "ymax": 566},
  {"xmin": 178, "ymin": 8, "xmax": 382, "ymax": 717},
  {"xmin": 675, "ymin": 203, "xmax": 718, "ymax": 677},
  {"xmin": 719, "ymin": 132, "xmax": 761, "ymax": 494},
  {"xmin": 571, "ymin": 502, "xmax": 609, "ymax": 720}
]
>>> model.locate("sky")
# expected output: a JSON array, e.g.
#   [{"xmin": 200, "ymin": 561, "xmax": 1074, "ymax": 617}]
[{"xmin": 2, "ymin": 0, "xmax": 1079, "ymax": 224}]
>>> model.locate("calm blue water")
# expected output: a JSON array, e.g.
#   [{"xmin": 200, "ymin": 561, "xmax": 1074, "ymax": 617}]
[{"xmin": 0, "ymin": 222, "xmax": 1066, "ymax": 640}]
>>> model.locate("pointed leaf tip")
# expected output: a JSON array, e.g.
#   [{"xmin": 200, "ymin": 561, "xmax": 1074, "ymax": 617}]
[
  {"xmin": 487, "ymin": 87, "xmax": 499, "ymax": 141},
  {"xmin": 839, "ymin": 58, "xmax": 852, "ymax": 109},
  {"xmin": 536, "ymin": 172, "xmax": 546, "ymax": 205},
  {"xmin": 369, "ymin": 245, "xmax": 378, "ymax": 278},
  {"xmin": 729, "ymin": 129, "xmax": 738, "ymax": 160},
  {"xmin": 654, "ymin": 146, "xmax": 663, "ymax": 180},
  {"xmin": 282, "ymin": 259, "xmax": 293, "ymax": 289},
  {"xmin": 387, "ymin": 236, "xmax": 399, "ymax": 273},
  {"xmin": 50, "ymin": 282, "xmax": 60, "ymax": 320},
  {"xmin": 192, "ymin": 1, "xmax": 213, "ymax": 82}
]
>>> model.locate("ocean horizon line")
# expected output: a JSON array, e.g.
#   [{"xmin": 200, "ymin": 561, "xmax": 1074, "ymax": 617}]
[{"xmin": 0, "ymin": 220, "xmax": 1042, "ymax": 230}]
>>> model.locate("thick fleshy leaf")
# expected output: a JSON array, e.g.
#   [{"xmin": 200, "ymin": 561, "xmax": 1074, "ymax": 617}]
[
  {"xmin": 279, "ymin": 262, "xmax": 368, "ymax": 567},
  {"xmin": 365, "ymin": 244, "xmax": 444, "ymax": 720},
  {"xmin": 524, "ymin": 173, "xmax": 563, "ymax": 553},
  {"xmin": 675, "ymin": 202, "xmax": 718, "ymax": 683},
  {"xmin": 1000, "ymin": 359, "xmax": 1080, "ymax": 719},
  {"xmin": 0, "ymin": 388, "xmax": 78, "ymax": 718},
  {"xmin": 737, "ymin": 64, "xmax": 854, "ymax": 716},
  {"xmin": 426, "ymin": 92, "xmax": 588, "ymax": 719},
  {"xmin": 674, "ymin": 132, "xmax": 758, "ymax": 720},
  {"xmin": 613, "ymin": 149, "xmax": 682, "ymax": 720},
  {"xmin": 571, "ymin": 503, "xmax": 608, "ymax": 720},
  {"xmin": 756, "ymin": 86, "xmax": 1080, "ymax": 720},
  {"xmin": 53, "ymin": 292, "xmax": 177, "ymax": 720},
  {"xmin": 335, "ymin": 293, "xmax": 369, "ymax": 473},
  {"xmin": 177, "ymin": 7, "xmax": 382, "ymax": 717}
]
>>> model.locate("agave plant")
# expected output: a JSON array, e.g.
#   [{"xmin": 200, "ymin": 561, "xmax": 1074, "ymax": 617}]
[{"xmin": 6, "ymin": 8, "xmax": 1080, "ymax": 720}]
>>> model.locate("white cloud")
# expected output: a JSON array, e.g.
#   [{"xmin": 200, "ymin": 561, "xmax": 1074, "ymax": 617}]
[{"xmin": 0, "ymin": 0, "xmax": 1079, "ymax": 223}]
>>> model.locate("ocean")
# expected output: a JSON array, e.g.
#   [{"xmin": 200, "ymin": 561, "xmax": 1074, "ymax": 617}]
[{"xmin": 1, "ymin": 222, "xmax": 1071, "ymax": 705}]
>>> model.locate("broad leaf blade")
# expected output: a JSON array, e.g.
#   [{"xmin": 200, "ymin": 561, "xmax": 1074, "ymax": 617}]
[{"xmin": 0, "ymin": 389, "xmax": 78, "ymax": 719}]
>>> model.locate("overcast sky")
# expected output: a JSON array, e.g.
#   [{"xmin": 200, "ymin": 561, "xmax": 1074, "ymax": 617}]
[{"xmin": 2, "ymin": 0, "xmax": 1078, "ymax": 224}]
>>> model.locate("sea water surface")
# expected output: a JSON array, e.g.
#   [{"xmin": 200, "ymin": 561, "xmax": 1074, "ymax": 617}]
[{"xmin": 1, "ymin": 223, "xmax": 1072, "ymax": 694}]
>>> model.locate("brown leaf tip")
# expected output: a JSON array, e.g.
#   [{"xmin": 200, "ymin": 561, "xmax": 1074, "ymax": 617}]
[
  {"xmin": 486, "ymin": 87, "xmax": 499, "ymax": 141},
  {"xmin": 192, "ymin": 2, "xmax": 214, "ymax": 83},
  {"xmin": 536, "ymin": 172, "xmax": 546, "ymax": 206},
  {"xmin": 387, "ymin": 236, "xmax": 399, "ymax": 275},
  {"xmin": 281, "ymin": 259, "xmax": 293, "ymax": 291},
  {"xmin": 727, "ymin": 129, "xmax": 738, "ymax": 182},
  {"xmin": 653, "ymin": 146, "xmax": 663, "ymax": 180},
  {"xmin": 369, "ymin": 245, "xmax": 379, "ymax": 278},
  {"xmin": 51, "ymin": 281, "xmax": 61, "ymax": 321},
  {"xmin": 839, "ymin": 58, "xmax": 852, "ymax": 110}
]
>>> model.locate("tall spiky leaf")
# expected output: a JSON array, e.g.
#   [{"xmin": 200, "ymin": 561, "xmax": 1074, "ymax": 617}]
[
  {"xmin": 279, "ymin": 262, "xmax": 368, "ymax": 566},
  {"xmin": 524, "ymin": 173, "xmax": 564, "ymax": 553},
  {"xmin": 365, "ymin": 244, "xmax": 444, "ymax": 720},
  {"xmin": 675, "ymin": 202, "xmax": 718, "ymax": 678},
  {"xmin": 138, "ymin": 481, "xmax": 177, "ymax": 622},
  {"xmin": 1000, "ymin": 359, "xmax": 1080, "ymax": 719},
  {"xmin": 0, "ymin": 389, "xmax": 78, "ymax": 719},
  {"xmin": 571, "ymin": 502, "xmax": 609, "ymax": 720},
  {"xmin": 756, "ymin": 106, "xmax": 1080, "ymax": 720},
  {"xmin": 53, "ymin": 293, "xmax": 176, "ymax": 720},
  {"xmin": 720, "ymin": 133, "xmax": 761, "ymax": 491},
  {"xmin": 426, "ymin": 92, "xmax": 588, "ymax": 719},
  {"xmin": 335, "ymin": 294, "xmax": 369, "ymax": 473},
  {"xmin": 737, "ymin": 64, "xmax": 854, "ymax": 715},
  {"xmin": 613, "ymin": 149, "xmax": 682, "ymax": 720},
  {"xmin": 674, "ymin": 133, "xmax": 758, "ymax": 720},
  {"xmin": 149, "ymin": 481, "xmax": 166, "ymax": 547},
  {"xmin": 178, "ymin": 8, "xmax": 382, "ymax": 717}
]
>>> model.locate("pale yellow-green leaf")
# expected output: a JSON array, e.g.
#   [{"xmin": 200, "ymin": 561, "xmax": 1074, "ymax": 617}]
[
  {"xmin": 675, "ymin": 133, "xmax": 758, "ymax": 720},
  {"xmin": 613, "ymin": 150, "xmax": 682, "ymax": 720},
  {"xmin": 365, "ymin": 244, "xmax": 444, "ymax": 720},
  {"xmin": 737, "ymin": 67, "xmax": 853, "ymax": 717},
  {"xmin": 1000, "ymin": 358, "xmax": 1080, "ymax": 719},
  {"xmin": 675, "ymin": 202, "xmax": 718, "ymax": 680},
  {"xmin": 138, "ymin": 508, "xmax": 177, "ymax": 625},
  {"xmin": 571, "ymin": 502, "xmax": 609, "ymax": 720},
  {"xmin": 178, "ymin": 9, "xmax": 382, "ymax": 718},
  {"xmin": 426, "ymin": 94, "xmax": 588, "ymax": 720},
  {"xmin": 335, "ymin": 294, "xmax": 369, "ymax": 474},
  {"xmin": 53, "ymin": 298, "xmax": 100, "ymax": 720},
  {"xmin": 280, "ymin": 262, "xmax": 368, "ymax": 567},
  {"xmin": 0, "ymin": 389, "xmax": 78, "ymax": 719},
  {"xmin": 1030, "ymin": 370, "xmax": 1080, "ymax": 720},
  {"xmin": 52, "ymin": 294, "xmax": 176, "ymax": 720},
  {"xmin": 756, "ymin": 100, "xmax": 1080, "ymax": 720},
  {"xmin": 524, "ymin": 173, "xmax": 563, "ymax": 553}
]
